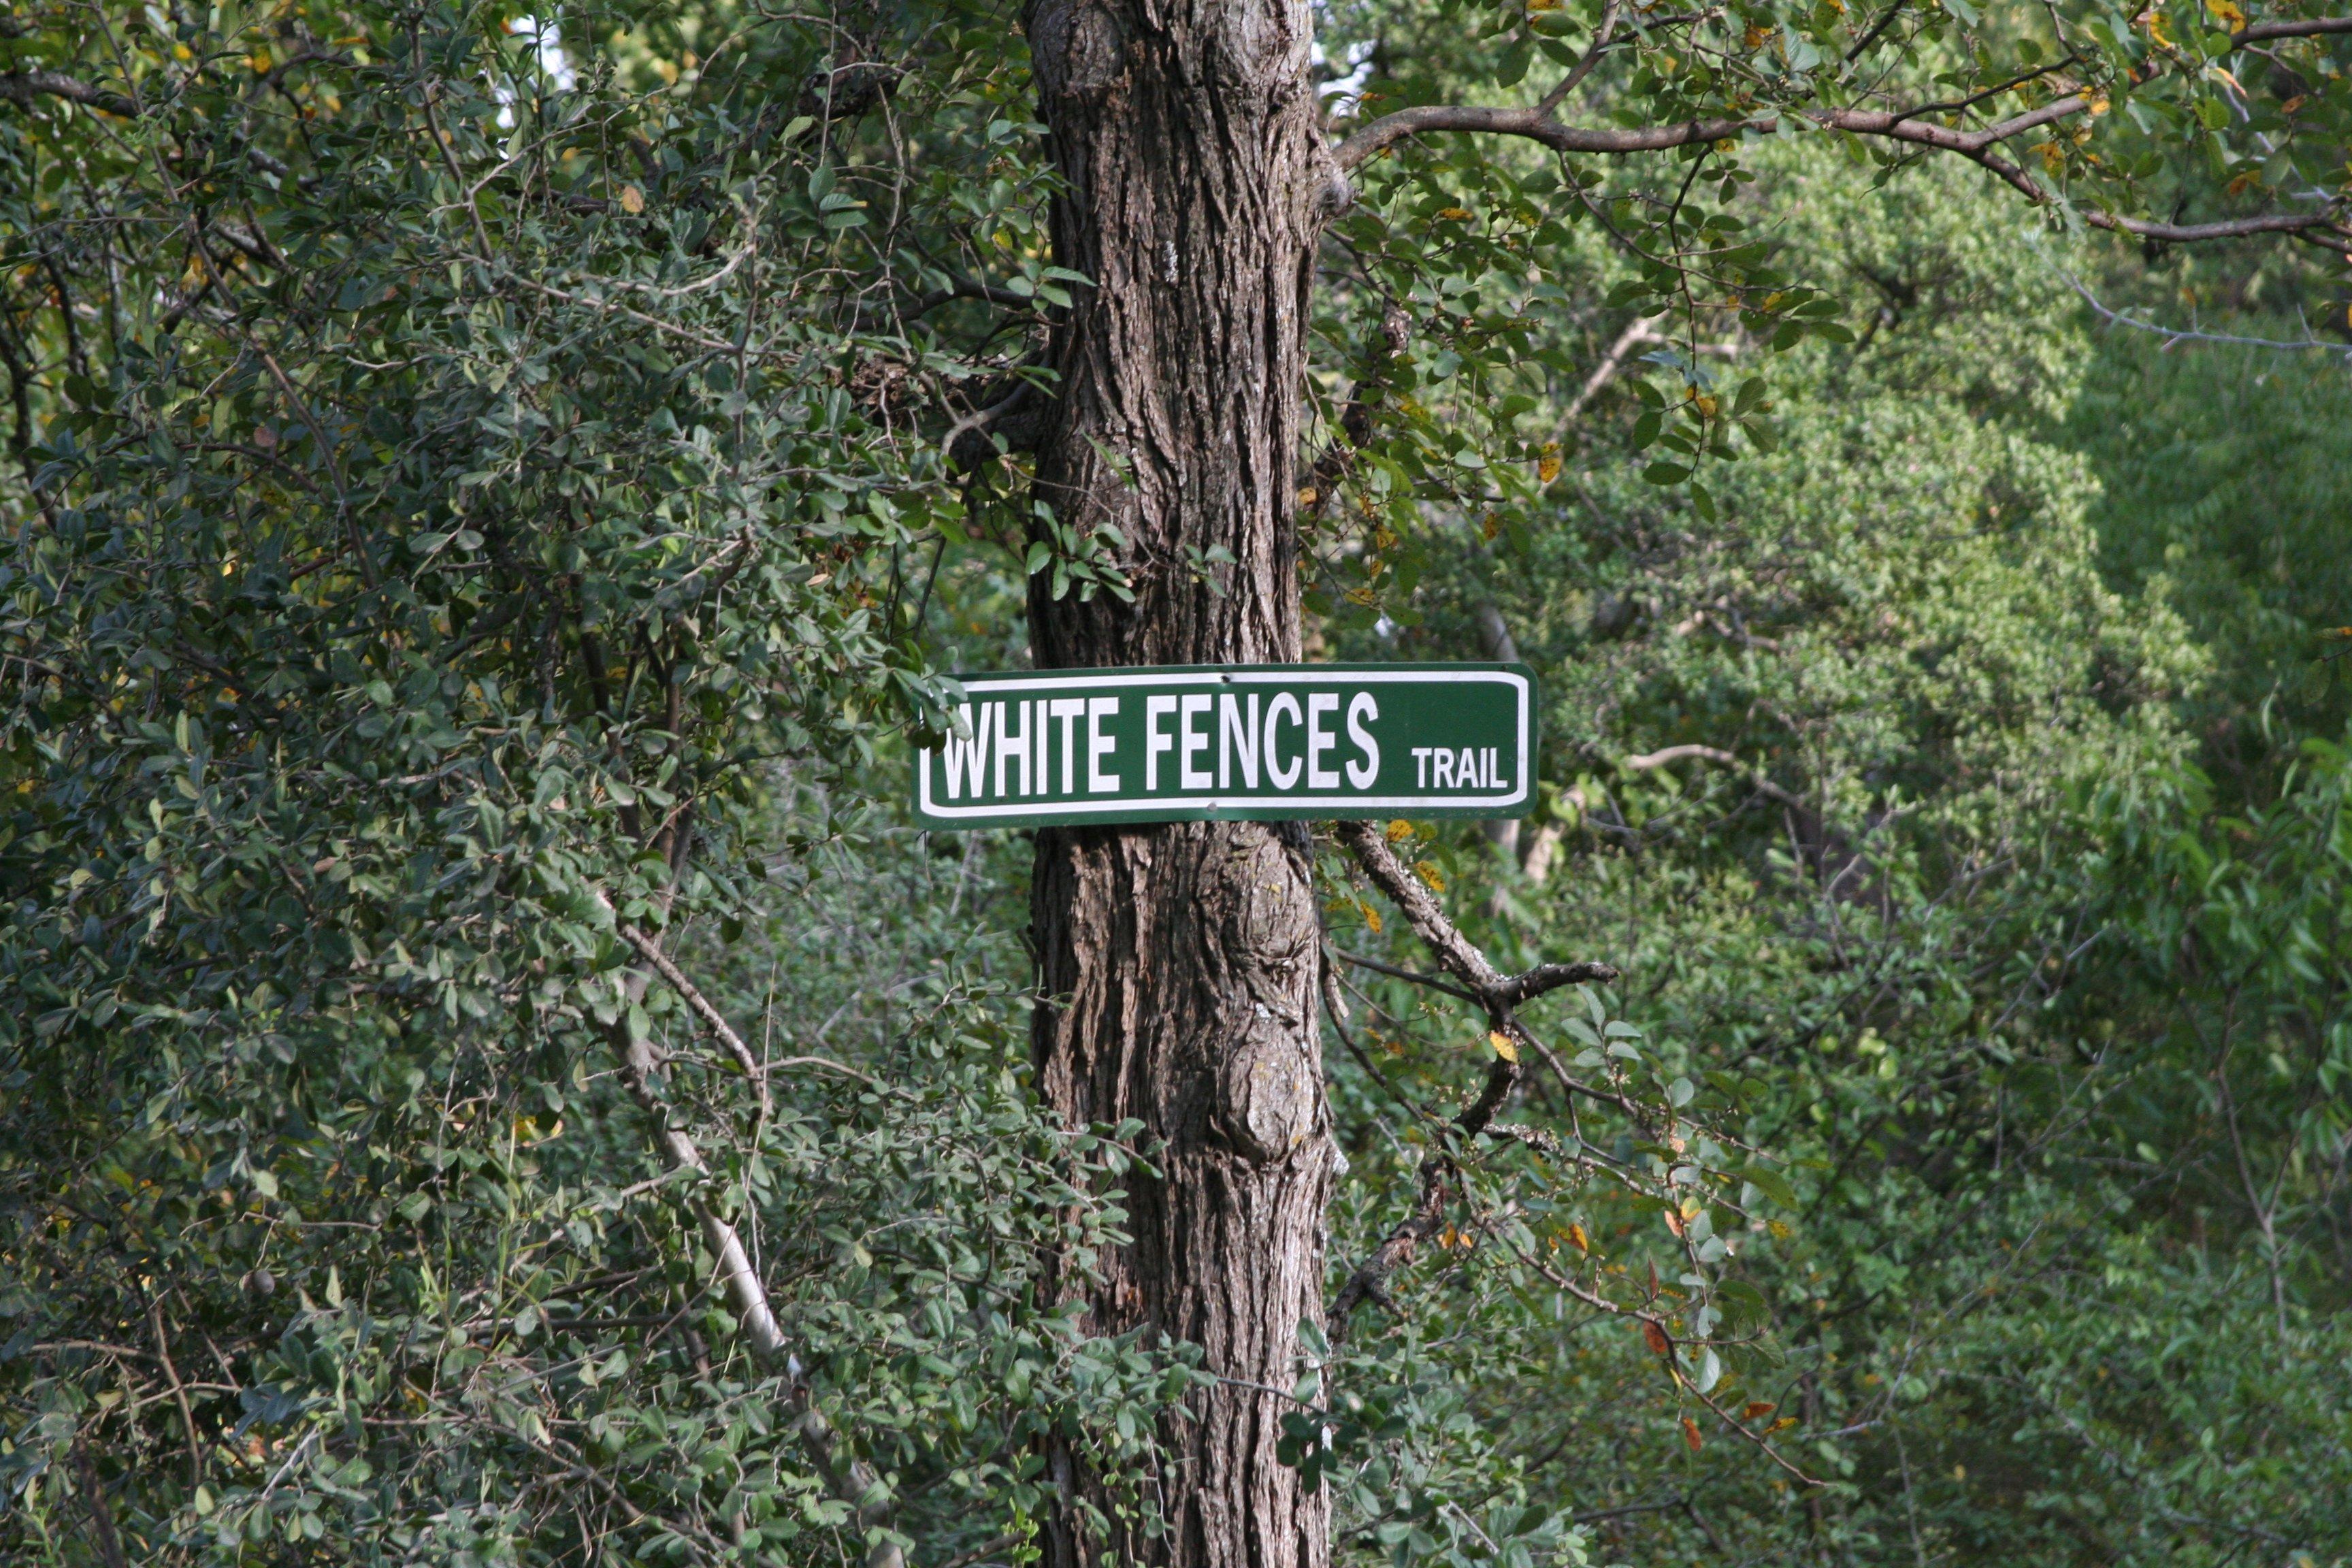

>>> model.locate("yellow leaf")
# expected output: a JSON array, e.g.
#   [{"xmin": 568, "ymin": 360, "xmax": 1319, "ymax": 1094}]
[
  {"xmin": 2145, "ymin": 8, "xmax": 2174, "ymax": 46},
  {"xmin": 1693, "ymin": 393, "xmax": 1718, "ymax": 418},
  {"xmin": 1356, "ymin": 898, "xmax": 1383, "ymax": 934},
  {"xmin": 1489, "ymin": 1030, "xmax": 1518, "ymax": 1062},
  {"xmin": 1744, "ymin": 22, "xmax": 1769, "ymax": 48},
  {"xmin": 1768, "ymin": 1218, "xmax": 1792, "ymax": 1239},
  {"xmin": 1536, "ymin": 444, "xmax": 1563, "ymax": 483},
  {"xmin": 1296, "ymin": 487, "xmax": 1318, "ymax": 507},
  {"xmin": 1433, "ymin": 207, "xmax": 1475, "ymax": 223},
  {"xmin": 1414, "ymin": 860, "xmax": 1445, "ymax": 893},
  {"xmin": 619, "ymin": 184, "xmax": 645, "ymax": 214},
  {"xmin": 2205, "ymin": 0, "xmax": 2246, "ymax": 27},
  {"xmin": 1386, "ymin": 819, "xmax": 1414, "ymax": 842},
  {"xmin": 1769, "ymin": 1415, "xmax": 1799, "ymax": 1433},
  {"xmin": 1567, "ymin": 1222, "xmax": 1591, "ymax": 1253}
]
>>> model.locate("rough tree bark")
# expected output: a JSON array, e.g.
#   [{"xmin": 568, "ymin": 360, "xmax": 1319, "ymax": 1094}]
[{"xmin": 1019, "ymin": 0, "xmax": 1343, "ymax": 1563}]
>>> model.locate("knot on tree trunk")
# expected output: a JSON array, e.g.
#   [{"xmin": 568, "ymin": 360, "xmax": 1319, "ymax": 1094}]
[{"xmin": 1030, "ymin": 0, "xmax": 1126, "ymax": 99}]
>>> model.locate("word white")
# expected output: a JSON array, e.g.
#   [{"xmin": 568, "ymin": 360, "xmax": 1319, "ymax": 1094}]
[
  {"xmin": 941, "ymin": 698, "xmax": 1119, "ymax": 799},
  {"xmin": 1410, "ymin": 746, "xmax": 1509, "ymax": 791},
  {"xmin": 938, "ymin": 693, "xmax": 1384, "ymax": 800}
]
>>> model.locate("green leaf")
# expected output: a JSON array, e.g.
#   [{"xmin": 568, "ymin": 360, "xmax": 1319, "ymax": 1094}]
[{"xmin": 1739, "ymin": 1166, "xmax": 1798, "ymax": 1209}]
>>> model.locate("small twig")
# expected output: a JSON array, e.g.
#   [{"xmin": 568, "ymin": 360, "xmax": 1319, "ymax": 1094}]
[
  {"xmin": 1537, "ymin": 0, "xmax": 1622, "ymax": 115},
  {"xmin": 2062, "ymin": 270, "xmax": 2352, "ymax": 358},
  {"xmin": 1335, "ymin": 947, "xmax": 1481, "ymax": 1003},
  {"xmin": 935, "ymin": 1533, "xmax": 1026, "ymax": 1568},
  {"xmin": 148, "ymin": 1298, "xmax": 202, "ymax": 1489},
  {"xmin": 72, "ymin": 1431, "xmax": 131, "ymax": 1568},
  {"xmin": 1685, "ymin": 1384, "xmax": 1822, "ymax": 1486}
]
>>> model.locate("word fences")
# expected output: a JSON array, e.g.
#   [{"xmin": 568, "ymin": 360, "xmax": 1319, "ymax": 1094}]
[{"xmin": 913, "ymin": 664, "xmax": 1537, "ymax": 829}]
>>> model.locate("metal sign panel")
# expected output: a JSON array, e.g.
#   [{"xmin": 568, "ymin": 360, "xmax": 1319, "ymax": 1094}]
[{"xmin": 913, "ymin": 663, "xmax": 1536, "ymax": 829}]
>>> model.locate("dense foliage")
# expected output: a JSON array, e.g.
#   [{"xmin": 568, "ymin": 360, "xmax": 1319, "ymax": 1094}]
[{"xmin": 5, "ymin": 0, "xmax": 2352, "ymax": 1564}]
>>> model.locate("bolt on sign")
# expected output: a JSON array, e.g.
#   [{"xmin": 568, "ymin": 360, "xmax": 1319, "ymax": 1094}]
[{"xmin": 914, "ymin": 664, "xmax": 1536, "ymax": 829}]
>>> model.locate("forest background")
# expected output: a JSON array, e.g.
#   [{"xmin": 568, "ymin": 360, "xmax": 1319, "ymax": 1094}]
[{"xmin": 4, "ymin": 0, "xmax": 2352, "ymax": 1564}]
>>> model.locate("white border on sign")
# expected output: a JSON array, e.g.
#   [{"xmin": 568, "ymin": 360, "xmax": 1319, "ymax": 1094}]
[{"xmin": 915, "ymin": 667, "xmax": 1532, "ymax": 821}]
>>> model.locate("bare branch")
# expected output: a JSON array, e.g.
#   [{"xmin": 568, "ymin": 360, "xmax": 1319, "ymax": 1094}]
[
  {"xmin": 2063, "ymin": 270, "xmax": 2352, "ymax": 357},
  {"xmin": 911, "ymin": 274, "xmax": 1042, "ymax": 316},
  {"xmin": 1329, "ymin": 1154, "xmax": 1452, "ymax": 1324},
  {"xmin": 1334, "ymin": 104, "xmax": 1759, "ymax": 172},
  {"xmin": 1537, "ymin": 0, "xmax": 1623, "ymax": 115},
  {"xmin": 1623, "ymin": 742, "xmax": 1808, "ymax": 810},
  {"xmin": 0, "ymin": 69, "xmax": 139, "ymax": 118},
  {"xmin": 1488, "ymin": 960, "xmax": 1622, "ymax": 1011},
  {"xmin": 1335, "ymin": 947, "xmax": 1482, "ymax": 1003},
  {"xmin": 1329, "ymin": 821, "xmax": 1625, "ymax": 1332},
  {"xmin": 2234, "ymin": 16, "xmax": 2352, "ymax": 43},
  {"xmin": 1328, "ymin": 88, "xmax": 2347, "ymax": 245},
  {"xmin": 1815, "ymin": 101, "xmax": 2347, "ymax": 239},
  {"xmin": 1621, "ymin": 742, "xmax": 1740, "ymax": 771},
  {"xmin": 1337, "ymin": 823, "xmax": 1509, "ymax": 990},
  {"xmin": 1340, "ymin": 825, "xmax": 1619, "ymax": 1000},
  {"xmin": 1561, "ymin": 312, "xmax": 1664, "ymax": 430},
  {"xmin": 611, "ymin": 1019, "xmax": 789, "ymax": 1360},
  {"xmin": 620, "ymin": 923, "xmax": 773, "ymax": 1120},
  {"xmin": 2086, "ymin": 210, "xmax": 2346, "ymax": 240}
]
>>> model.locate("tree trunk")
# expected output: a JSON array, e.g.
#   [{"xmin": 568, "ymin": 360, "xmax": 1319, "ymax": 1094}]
[{"xmin": 1022, "ymin": 0, "xmax": 1340, "ymax": 1563}]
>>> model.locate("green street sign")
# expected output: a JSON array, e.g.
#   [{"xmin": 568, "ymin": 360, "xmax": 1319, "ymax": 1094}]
[{"xmin": 914, "ymin": 663, "xmax": 1537, "ymax": 829}]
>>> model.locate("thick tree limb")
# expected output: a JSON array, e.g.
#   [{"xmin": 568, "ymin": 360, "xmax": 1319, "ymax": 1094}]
[{"xmin": 1328, "ymin": 1157, "xmax": 1454, "ymax": 1324}]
